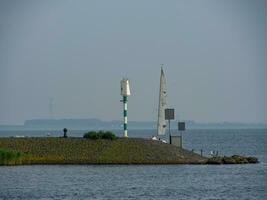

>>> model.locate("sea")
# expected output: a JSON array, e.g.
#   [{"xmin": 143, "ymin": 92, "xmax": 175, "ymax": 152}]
[{"xmin": 0, "ymin": 129, "xmax": 267, "ymax": 200}]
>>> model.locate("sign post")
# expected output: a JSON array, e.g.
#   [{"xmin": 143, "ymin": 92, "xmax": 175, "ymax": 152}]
[
  {"xmin": 165, "ymin": 108, "xmax": 174, "ymax": 144},
  {"xmin": 178, "ymin": 121, "xmax": 186, "ymax": 148}
]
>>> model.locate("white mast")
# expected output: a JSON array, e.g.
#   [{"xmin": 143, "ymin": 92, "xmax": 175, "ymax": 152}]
[{"xmin": 157, "ymin": 66, "xmax": 167, "ymax": 136}]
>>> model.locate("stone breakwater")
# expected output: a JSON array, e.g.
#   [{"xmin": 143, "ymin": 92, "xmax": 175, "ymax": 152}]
[{"xmin": 206, "ymin": 155, "xmax": 258, "ymax": 164}]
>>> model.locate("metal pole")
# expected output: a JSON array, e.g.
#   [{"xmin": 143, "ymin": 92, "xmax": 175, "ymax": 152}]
[
  {"xmin": 181, "ymin": 131, "xmax": 183, "ymax": 148},
  {"xmin": 123, "ymin": 96, "xmax": 128, "ymax": 137},
  {"xmin": 169, "ymin": 119, "xmax": 171, "ymax": 144}
]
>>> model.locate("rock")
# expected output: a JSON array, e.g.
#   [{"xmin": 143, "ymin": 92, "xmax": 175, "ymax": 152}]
[
  {"xmin": 205, "ymin": 155, "xmax": 259, "ymax": 165},
  {"xmin": 247, "ymin": 156, "xmax": 259, "ymax": 163},
  {"xmin": 206, "ymin": 157, "xmax": 223, "ymax": 164},
  {"xmin": 231, "ymin": 155, "xmax": 249, "ymax": 164},
  {"xmin": 222, "ymin": 156, "xmax": 236, "ymax": 164}
]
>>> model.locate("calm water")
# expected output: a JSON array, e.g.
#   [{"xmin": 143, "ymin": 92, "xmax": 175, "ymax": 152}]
[{"xmin": 0, "ymin": 129, "xmax": 267, "ymax": 199}]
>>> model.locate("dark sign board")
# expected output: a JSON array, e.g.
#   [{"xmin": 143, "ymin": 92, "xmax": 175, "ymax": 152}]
[
  {"xmin": 178, "ymin": 122, "xmax": 186, "ymax": 131},
  {"xmin": 165, "ymin": 108, "xmax": 175, "ymax": 120}
]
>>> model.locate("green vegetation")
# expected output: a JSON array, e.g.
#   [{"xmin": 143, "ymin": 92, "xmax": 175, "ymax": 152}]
[
  {"xmin": 0, "ymin": 137, "xmax": 205, "ymax": 165},
  {"xmin": 83, "ymin": 131, "xmax": 116, "ymax": 140},
  {"xmin": 0, "ymin": 148, "xmax": 22, "ymax": 165},
  {"xmin": 0, "ymin": 137, "xmax": 258, "ymax": 166}
]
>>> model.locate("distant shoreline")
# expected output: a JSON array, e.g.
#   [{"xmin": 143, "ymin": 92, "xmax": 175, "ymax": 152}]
[
  {"xmin": 0, "ymin": 118, "xmax": 267, "ymax": 131},
  {"xmin": 1, "ymin": 126, "xmax": 267, "ymax": 132}
]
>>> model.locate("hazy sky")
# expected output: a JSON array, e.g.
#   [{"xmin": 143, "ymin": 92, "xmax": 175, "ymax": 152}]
[{"xmin": 0, "ymin": 0, "xmax": 266, "ymax": 125}]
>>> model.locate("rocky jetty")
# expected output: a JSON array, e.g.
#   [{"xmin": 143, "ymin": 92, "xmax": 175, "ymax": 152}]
[{"xmin": 206, "ymin": 155, "xmax": 259, "ymax": 164}]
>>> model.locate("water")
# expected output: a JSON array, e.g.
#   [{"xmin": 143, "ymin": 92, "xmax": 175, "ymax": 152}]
[{"xmin": 0, "ymin": 129, "xmax": 267, "ymax": 199}]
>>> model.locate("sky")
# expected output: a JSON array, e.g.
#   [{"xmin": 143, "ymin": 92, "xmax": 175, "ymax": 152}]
[{"xmin": 0, "ymin": 0, "xmax": 266, "ymax": 125}]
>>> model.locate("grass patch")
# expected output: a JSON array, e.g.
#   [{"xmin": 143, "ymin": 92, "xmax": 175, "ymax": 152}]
[
  {"xmin": 0, "ymin": 137, "xmax": 206, "ymax": 165},
  {"xmin": 0, "ymin": 148, "xmax": 22, "ymax": 165},
  {"xmin": 0, "ymin": 137, "xmax": 258, "ymax": 165}
]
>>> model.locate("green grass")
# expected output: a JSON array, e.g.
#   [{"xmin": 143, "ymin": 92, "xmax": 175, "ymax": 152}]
[
  {"xmin": 0, "ymin": 148, "xmax": 22, "ymax": 165},
  {"xmin": 0, "ymin": 137, "xmax": 205, "ymax": 165}
]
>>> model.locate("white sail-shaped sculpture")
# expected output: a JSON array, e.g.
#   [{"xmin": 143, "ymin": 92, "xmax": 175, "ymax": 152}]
[{"xmin": 157, "ymin": 67, "xmax": 167, "ymax": 136}]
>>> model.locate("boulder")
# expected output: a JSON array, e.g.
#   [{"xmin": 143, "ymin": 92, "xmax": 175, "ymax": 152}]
[
  {"xmin": 222, "ymin": 156, "xmax": 236, "ymax": 164},
  {"xmin": 231, "ymin": 155, "xmax": 249, "ymax": 164},
  {"xmin": 206, "ymin": 156, "xmax": 223, "ymax": 164},
  {"xmin": 247, "ymin": 156, "xmax": 259, "ymax": 163}
]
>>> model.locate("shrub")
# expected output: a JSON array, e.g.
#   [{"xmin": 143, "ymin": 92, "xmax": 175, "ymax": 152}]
[
  {"xmin": 83, "ymin": 131, "xmax": 116, "ymax": 140},
  {"xmin": 83, "ymin": 131, "xmax": 100, "ymax": 140},
  {"xmin": 101, "ymin": 131, "xmax": 116, "ymax": 140}
]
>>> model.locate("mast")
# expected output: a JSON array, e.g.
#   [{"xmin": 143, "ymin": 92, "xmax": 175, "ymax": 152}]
[
  {"xmin": 121, "ymin": 79, "xmax": 131, "ymax": 137},
  {"xmin": 157, "ymin": 66, "xmax": 167, "ymax": 136}
]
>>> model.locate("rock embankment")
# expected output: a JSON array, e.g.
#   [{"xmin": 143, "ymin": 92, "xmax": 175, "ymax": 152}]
[{"xmin": 205, "ymin": 155, "xmax": 258, "ymax": 164}]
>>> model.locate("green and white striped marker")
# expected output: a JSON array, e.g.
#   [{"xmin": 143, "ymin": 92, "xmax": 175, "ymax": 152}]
[
  {"xmin": 123, "ymin": 96, "xmax": 128, "ymax": 137},
  {"xmin": 121, "ymin": 79, "xmax": 131, "ymax": 137}
]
